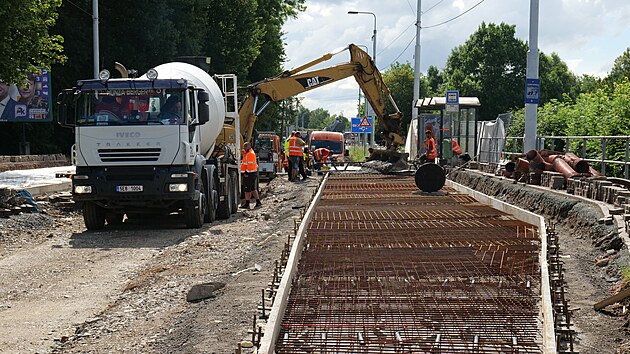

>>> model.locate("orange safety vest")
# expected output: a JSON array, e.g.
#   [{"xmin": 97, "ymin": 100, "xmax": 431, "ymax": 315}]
[
  {"xmin": 313, "ymin": 148, "xmax": 331, "ymax": 162},
  {"xmin": 241, "ymin": 149, "xmax": 258, "ymax": 173},
  {"xmin": 452, "ymin": 139, "xmax": 463, "ymax": 155},
  {"xmin": 289, "ymin": 136, "xmax": 303, "ymax": 157},
  {"xmin": 424, "ymin": 137, "xmax": 437, "ymax": 159}
]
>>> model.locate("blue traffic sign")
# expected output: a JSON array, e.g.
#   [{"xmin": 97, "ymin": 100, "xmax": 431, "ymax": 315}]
[
  {"xmin": 525, "ymin": 78, "xmax": 541, "ymax": 104},
  {"xmin": 351, "ymin": 117, "xmax": 373, "ymax": 133},
  {"xmin": 445, "ymin": 90, "xmax": 459, "ymax": 104}
]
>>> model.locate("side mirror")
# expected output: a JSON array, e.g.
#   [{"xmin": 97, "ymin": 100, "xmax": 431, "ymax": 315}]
[
  {"xmin": 56, "ymin": 90, "xmax": 75, "ymax": 128},
  {"xmin": 197, "ymin": 90, "xmax": 210, "ymax": 124},
  {"xmin": 344, "ymin": 149, "xmax": 350, "ymax": 157}
]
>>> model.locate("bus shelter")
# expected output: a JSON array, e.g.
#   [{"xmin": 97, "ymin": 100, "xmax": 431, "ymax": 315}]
[{"xmin": 413, "ymin": 96, "xmax": 480, "ymax": 163}]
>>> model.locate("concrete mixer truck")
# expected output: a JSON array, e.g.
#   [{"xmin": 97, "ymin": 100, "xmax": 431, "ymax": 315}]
[{"xmin": 57, "ymin": 63, "xmax": 241, "ymax": 230}]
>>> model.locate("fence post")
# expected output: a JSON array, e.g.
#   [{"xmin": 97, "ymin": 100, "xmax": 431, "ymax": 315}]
[
  {"xmin": 565, "ymin": 137, "xmax": 570, "ymax": 153},
  {"xmin": 601, "ymin": 138, "xmax": 606, "ymax": 175},
  {"xmin": 582, "ymin": 138, "xmax": 587, "ymax": 158},
  {"xmin": 625, "ymin": 138, "xmax": 629, "ymax": 179}
]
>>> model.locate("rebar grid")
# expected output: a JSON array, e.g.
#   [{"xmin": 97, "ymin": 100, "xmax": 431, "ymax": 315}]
[{"xmin": 276, "ymin": 174, "xmax": 542, "ymax": 353}]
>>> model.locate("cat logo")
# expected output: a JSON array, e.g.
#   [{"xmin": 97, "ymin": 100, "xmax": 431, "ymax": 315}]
[
  {"xmin": 296, "ymin": 76, "xmax": 333, "ymax": 89},
  {"xmin": 306, "ymin": 77, "xmax": 320, "ymax": 87}
]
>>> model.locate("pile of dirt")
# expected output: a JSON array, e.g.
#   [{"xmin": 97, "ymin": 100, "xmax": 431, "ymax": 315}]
[
  {"xmin": 449, "ymin": 169, "xmax": 630, "ymax": 352},
  {"xmin": 449, "ymin": 169, "xmax": 621, "ymax": 250}
]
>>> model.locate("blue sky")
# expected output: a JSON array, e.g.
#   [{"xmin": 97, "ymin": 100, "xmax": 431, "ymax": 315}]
[{"xmin": 282, "ymin": 0, "xmax": 630, "ymax": 118}]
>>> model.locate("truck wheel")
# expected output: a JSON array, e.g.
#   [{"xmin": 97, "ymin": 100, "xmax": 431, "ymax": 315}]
[
  {"xmin": 217, "ymin": 174, "xmax": 232, "ymax": 219},
  {"xmin": 230, "ymin": 171, "xmax": 239, "ymax": 214},
  {"xmin": 205, "ymin": 189, "xmax": 218, "ymax": 223},
  {"xmin": 106, "ymin": 212, "xmax": 124, "ymax": 225},
  {"xmin": 185, "ymin": 193, "xmax": 204, "ymax": 228},
  {"xmin": 84, "ymin": 202, "xmax": 105, "ymax": 230}
]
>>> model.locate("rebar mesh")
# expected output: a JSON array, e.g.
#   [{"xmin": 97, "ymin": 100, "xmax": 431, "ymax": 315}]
[{"xmin": 276, "ymin": 174, "xmax": 542, "ymax": 353}]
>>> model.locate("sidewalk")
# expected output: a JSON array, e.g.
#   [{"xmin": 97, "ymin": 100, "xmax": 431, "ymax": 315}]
[{"xmin": 0, "ymin": 165, "xmax": 75, "ymax": 195}]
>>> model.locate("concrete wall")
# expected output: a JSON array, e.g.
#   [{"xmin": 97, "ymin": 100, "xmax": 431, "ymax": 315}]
[{"xmin": 0, "ymin": 154, "xmax": 68, "ymax": 172}]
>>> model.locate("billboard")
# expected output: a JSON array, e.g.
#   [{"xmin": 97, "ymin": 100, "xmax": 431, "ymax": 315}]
[{"xmin": 0, "ymin": 68, "xmax": 52, "ymax": 122}]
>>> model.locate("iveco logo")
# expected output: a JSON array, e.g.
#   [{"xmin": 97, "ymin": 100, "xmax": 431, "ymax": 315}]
[{"xmin": 116, "ymin": 132, "xmax": 141, "ymax": 138}]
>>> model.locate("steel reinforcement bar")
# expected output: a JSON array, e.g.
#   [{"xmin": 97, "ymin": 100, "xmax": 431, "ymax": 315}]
[{"xmin": 259, "ymin": 174, "xmax": 555, "ymax": 353}]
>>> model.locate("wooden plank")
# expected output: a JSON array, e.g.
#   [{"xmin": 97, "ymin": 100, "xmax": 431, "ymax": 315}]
[{"xmin": 594, "ymin": 287, "xmax": 630, "ymax": 310}]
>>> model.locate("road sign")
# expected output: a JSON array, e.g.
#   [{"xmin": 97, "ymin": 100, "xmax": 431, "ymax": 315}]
[
  {"xmin": 446, "ymin": 90, "xmax": 459, "ymax": 104},
  {"xmin": 351, "ymin": 117, "xmax": 373, "ymax": 133},
  {"xmin": 525, "ymin": 78, "xmax": 540, "ymax": 104},
  {"xmin": 445, "ymin": 90, "xmax": 459, "ymax": 112}
]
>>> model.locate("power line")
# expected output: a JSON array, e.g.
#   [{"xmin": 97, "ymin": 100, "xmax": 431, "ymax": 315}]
[
  {"xmin": 423, "ymin": 0, "xmax": 486, "ymax": 29},
  {"xmin": 383, "ymin": 34, "xmax": 417, "ymax": 70},
  {"xmin": 406, "ymin": 0, "xmax": 416, "ymax": 14},
  {"xmin": 381, "ymin": 0, "xmax": 485, "ymax": 70},
  {"xmin": 377, "ymin": 21, "xmax": 415, "ymax": 56},
  {"xmin": 424, "ymin": 0, "xmax": 446, "ymax": 15},
  {"xmin": 65, "ymin": 0, "xmax": 92, "ymax": 17}
]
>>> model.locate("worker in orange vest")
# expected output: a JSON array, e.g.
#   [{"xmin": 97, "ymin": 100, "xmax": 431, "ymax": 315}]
[
  {"xmin": 240, "ymin": 142, "xmax": 262, "ymax": 209},
  {"xmin": 312, "ymin": 147, "xmax": 332, "ymax": 169},
  {"xmin": 451, "ymin": 139, "xmax": 463, "ymax": 155},
  {"xmin": 288, "ymin": 131, "xmax": 306, "ymax": 181},
  {"xmin": 422, "ymin": 130, "xmax": 438, "ymax": 163}
]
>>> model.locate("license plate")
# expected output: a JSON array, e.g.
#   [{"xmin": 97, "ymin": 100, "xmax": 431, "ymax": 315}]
[{"xmin": 116, "ymin": 185, "xmax": 143, "ymax": 193}]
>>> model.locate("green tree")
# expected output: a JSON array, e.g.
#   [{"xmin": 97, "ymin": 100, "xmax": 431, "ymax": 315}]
[
  {"xmin": 443, "ymin": 22, "xmax": 528, "ymax": 121},
  {"xmin": 426, "ymin": 65, "xmax": 443, "ymax": 96},
  {"xmin": 538, "ymin": 52, "xmax": 577, "ymax": 102},
  {"xmin": 0, "ymin": 0, "xmax": 66, "ymax": 83},
  {"xmin": 608, "ymin": 48, "xmax": 630, "ymax": 83},
  {"xmin": 247, "ymin": 0, "xmax": 306, "ymax": 82},
  {"xmin": 573, "ymin": 74, "xmax": 602, "ymax": 96},
  {"xmin": 306, "ymin": 108, "xmax": 332, "ymax": 129}
]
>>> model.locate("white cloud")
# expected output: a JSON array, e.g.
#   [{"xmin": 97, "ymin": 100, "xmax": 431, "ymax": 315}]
[{"xmin": 281, "ymin": 0, "xmax": 630, "ymax": 116}]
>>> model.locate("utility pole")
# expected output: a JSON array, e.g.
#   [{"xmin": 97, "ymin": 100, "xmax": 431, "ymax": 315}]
[
  {"xmin": 412, "ymin": 0, "xmax": 422, "ymax": 158},
  {"xmin": 524, "ymin": 0, "xmax": 540, "ymax": 152},
  {"xmin": 93, "ymin": 0, "xmax": 99, "ymax": 78}
]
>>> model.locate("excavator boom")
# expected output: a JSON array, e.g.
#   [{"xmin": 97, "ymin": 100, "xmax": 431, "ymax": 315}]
[{"xmin": 238, "ymin": 44, "xmax": 404, "ymax": 150}]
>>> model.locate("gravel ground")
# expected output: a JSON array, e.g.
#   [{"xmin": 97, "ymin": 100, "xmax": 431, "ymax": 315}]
[{"xmin": 0, "ymin": 174, "xmax": 321, "ymax": 353}]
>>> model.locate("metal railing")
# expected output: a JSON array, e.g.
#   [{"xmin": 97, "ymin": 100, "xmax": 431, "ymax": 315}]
[{"xmin": 502, "ymin": 135, "xmax": 630, "ymax": 179}]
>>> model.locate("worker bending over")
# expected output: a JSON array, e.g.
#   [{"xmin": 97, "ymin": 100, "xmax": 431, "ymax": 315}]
[
  {"xmin": 312, "ymin": 147, "xmax": 332, "ymax": 170},
  {"xmin": 240, "ymin": 142, "xmax": 262, "ymax": 209}
]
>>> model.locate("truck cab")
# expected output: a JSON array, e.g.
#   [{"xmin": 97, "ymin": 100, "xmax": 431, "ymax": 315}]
[{"xmin": 57, "ymin": 64, "xmax": 241, "ymax": 230}]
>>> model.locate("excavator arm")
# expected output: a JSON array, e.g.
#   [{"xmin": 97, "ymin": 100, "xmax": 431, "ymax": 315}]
[{"xmin": 238, "ymin": 44, "xmax": 404, "ymax": 150}]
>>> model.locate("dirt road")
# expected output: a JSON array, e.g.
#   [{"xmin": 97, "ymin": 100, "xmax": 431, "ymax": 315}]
[{"xmin": 0, "ymin": 175, "xmax": 320, "ymax": 353}]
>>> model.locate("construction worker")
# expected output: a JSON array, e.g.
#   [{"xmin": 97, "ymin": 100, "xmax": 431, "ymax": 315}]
[
  {"xmin": 240, "ymin": 142, "xmax": 262, "ymax": 209},
  {"xmin": 288, "ymin": 131, "xmax": 306, "ymax": 181},
  {"xmin": 283, "ymin": 132, "xmax": 294, "ymax": 175},
  {"xmin": 422, "ymin": 130, "xmax": 438, "ymax": 163},
  {"xmin": 313, "ymin": 147, "xmax": 332, "ymax": 169},
  {"xmin": 451, "ymin": 138, "xmax": 463, "ymax": 155}
]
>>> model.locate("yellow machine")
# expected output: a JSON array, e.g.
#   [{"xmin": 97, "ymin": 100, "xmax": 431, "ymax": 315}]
[{"xmin": 237, "ymin": 44, "xmax": 404, "ymax": 156}]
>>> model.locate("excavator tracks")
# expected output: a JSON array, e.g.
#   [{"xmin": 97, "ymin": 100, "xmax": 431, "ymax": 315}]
[{"xmin": 271, "ymin": 174, "xmax": 546, "ymax": 353}]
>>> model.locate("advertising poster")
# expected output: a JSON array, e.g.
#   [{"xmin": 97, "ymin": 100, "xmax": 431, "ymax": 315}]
[{"xmin": 0, "ymin": 69, "xmax": 52, "ymax": 122}]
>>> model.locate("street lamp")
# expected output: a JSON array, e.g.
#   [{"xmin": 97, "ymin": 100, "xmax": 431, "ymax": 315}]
[
  {"xmin": 347, "ymin": 11, "xmax": 377, "ymax": 65},
  {"xmin": 348, "ymin": 10, "xmax": 377, "ymax": 147}
]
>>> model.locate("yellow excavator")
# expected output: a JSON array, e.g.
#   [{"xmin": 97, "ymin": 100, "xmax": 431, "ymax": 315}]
[
  {"xmin": 233, "ymin": 43, "xmax": 444, "ymax": 192},
  {"xmin": 237, "ymin": 43, "xmax": 405, "ymax": 159}
]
